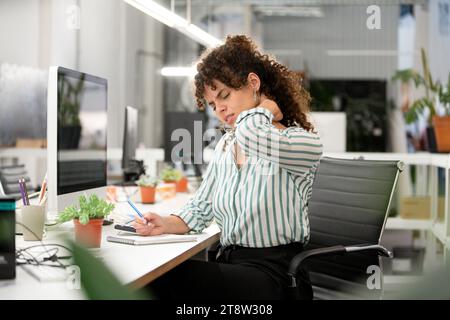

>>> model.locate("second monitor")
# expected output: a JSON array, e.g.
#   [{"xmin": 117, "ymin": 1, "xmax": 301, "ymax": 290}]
[{"xmin": 122, "ymin": 106, "xmax": 145, "ymax": 184}]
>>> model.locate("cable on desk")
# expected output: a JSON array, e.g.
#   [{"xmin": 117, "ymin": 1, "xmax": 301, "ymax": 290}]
[{"xmin": 15, "ymin": 221, "xmax": 74, "ymax": 269}]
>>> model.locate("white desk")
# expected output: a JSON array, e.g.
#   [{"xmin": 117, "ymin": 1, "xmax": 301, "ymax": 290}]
[{"xmin": 0, "ymin": 193, "xmax": 220, "ymax": 300}]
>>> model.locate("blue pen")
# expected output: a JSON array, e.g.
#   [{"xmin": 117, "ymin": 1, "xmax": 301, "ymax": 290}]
[{"xmin": 127, "ymin": 200, "xmax": 147, "ymax": 225}]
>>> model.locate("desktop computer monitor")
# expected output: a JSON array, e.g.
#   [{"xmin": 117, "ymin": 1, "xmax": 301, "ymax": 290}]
[
  {"xmin": 164, "ymin": 112, "xmax": 207, "ymax": 176},
  {"xmin": 164, "ymin": 111, "xmax": 207, "ymax": 163},
  {"xmin": 121, "ymin": 106, "xmax": 144, "ymax": 183},
  {"xmin": 122, "ymin": 106, "xmax": 138, "ymax": 170},
  {"xmin": 122, "ymin": 106, "xmax": 145, "ymax": 184},
  {"xmin": 47, "ymin": 66, "xmax": 107, "ymax": 219}
]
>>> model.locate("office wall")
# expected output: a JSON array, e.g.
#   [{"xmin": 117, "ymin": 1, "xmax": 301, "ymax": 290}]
[
  {"xmin": 140, "ymin": 18, "xmax": 164, "ymax": 148},
  {"xmin": 0, "ymin": 0, "xmax": 41, "ymax": 67},
  {"xmin": 0, "ymin": 0, "xmax": 164, "ymax": 149},
  {"xmin": 69, "ymin": 0, "xmax": 165, "ymax": 148},
  {"xmin": 78, "ymin": 0, "xmax": 164, "ymax": 148},
  {"xmin": 262, "ymin": 4, "xmax": 399, "ymax": 79},
  {"xmin": 0, "ymin": 0, "xmax": 78, "ymax": 69},
  {"xmin": 78, "ymin": 0, "xmax": 123, "ymax": 148},
  {"xmin": 428, "ymin": 0, "xmax": 450, "ymax": 85},
  {"xmin": 48, "ymin": 0, "xmax": 78, "ymax": 68}
]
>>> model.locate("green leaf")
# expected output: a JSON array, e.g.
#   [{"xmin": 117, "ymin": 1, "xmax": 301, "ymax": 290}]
[
  {"xmin": 160, "ymin": 167, "xmax": 183, "ymax": 182},
  {"xmin": 136, "ymin": 175, "xmax": 159, "ymax": 187},
  {"xmin": 58, "ymin": 205, "xmax": 79, "ymax": 224},
  {"xmin": 392, "ymin": 69, "xmax": 424, "ymax": 87},
  {"xmin": 69, "ymin": 240, "xmax": 152, "ymax": 300},
  {"xmin": 58, "ymin": 194, "xmax": 115, "ymax": 225}
]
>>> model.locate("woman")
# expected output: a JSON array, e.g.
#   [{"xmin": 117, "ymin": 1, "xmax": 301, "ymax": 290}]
[{"xmin": 133, "ymin": 35, "xmax": 323, "ymax": 300}]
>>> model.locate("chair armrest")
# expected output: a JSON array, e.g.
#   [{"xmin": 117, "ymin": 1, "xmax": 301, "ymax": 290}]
[{"xmin": 287, "ymin": 244, "xmax": 393, "ymax": 287}]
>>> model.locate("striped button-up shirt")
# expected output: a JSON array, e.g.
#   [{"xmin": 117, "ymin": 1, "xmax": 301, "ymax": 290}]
[{"xmin": 176, "ymin": 107, "xmax": 323, "ymax": 247}]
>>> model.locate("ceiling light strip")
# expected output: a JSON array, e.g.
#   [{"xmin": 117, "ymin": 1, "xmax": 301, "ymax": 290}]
[{"xmin": 124, "ymin": 0, "xmax": 222, "ymax": 47}]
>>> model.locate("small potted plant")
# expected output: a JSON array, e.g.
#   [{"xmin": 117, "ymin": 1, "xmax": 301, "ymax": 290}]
[
  {"xmin": 433, "ymin": 74, "xmax": 450, "ymax": 152},
  {"xmin": 57, "ymin": 194, "xmax": 115, "ymax": 248},
  {"xmin": 160, "ymin": 167, "xmax": 187, "ymax": 193},
  {"xmin": 136, "ymin": 175, "xmax": 159, "ymax": 204},
  {"xmin": 392, "ymin": 48, "xmax": 449, "ymax": 152}
]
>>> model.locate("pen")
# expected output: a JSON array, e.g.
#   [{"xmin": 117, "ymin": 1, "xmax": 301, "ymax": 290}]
[
  {"xmin": 18, "ymin": 178, "xmax": 27, "ymax": 206},
  {"xmin": 39, "ymin": 174, "xmax": 47, "ymax": 204},
  {"xmin": 127, "ymin": 200, "xmax": 147, "ymax": 225},
  {"xmin": 22, "ymin": 177, "xmax": 30, "ymax": 205},
  {"xmin": 40, "ymin": 192, "xmax": 48, "ymax": 207}
]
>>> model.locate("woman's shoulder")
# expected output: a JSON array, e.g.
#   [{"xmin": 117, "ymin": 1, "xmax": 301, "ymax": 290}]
[{"xmin": 284, "ymin": 125, "xmax": 321, "ymax": 139}]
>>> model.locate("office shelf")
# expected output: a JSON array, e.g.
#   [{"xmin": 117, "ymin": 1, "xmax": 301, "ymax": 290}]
[
  {"xmin": 431, "ymin": 223, "xmax": 448, "ymax": 246},
  {"xmin": 385, "ymin": 217, "xmax": 431, "ymax": 231}
]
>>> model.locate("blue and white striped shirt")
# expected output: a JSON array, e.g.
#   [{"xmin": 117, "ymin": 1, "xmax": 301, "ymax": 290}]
[{"xmin": 176, "ymin": 107, "xmax": 323, "ymax": 247}]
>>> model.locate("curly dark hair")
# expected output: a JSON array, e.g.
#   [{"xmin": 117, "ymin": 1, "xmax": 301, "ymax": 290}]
[{"xmin": 194, "ymin": 34, "xmax": 314, "ymax": 131}]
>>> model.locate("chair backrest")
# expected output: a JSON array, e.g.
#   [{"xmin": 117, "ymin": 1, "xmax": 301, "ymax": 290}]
[
  {"xmin": 0, "ymin": 164, "xmax": 31, "ymax": 200},
  {"xmin": 305, "ymin": 157, "xmax": 402, "ymax": 299}
]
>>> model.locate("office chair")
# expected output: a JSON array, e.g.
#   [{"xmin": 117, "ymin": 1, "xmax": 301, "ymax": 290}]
[
  {"xmin": 0, "ymin": 164, "xmax": 32, "ymax": 200},
  {"xmin": 288, "ymin": 157, "xmax": 404, "ymax": 300}
]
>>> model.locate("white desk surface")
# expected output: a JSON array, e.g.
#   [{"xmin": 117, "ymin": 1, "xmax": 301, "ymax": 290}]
[{"xmin": 0, "ymin": 193, "xmax": 221, "ymax": 300}]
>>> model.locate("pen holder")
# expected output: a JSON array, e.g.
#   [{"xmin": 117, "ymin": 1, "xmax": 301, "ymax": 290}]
[{"xmin": 21, "ymin": 205, "xmax": 46, "ymax": 241}]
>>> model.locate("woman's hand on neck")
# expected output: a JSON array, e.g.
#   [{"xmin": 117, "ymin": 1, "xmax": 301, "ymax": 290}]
[{"xmin": 258, "ymin": 94, "xmax": 283, "ymax": 122}]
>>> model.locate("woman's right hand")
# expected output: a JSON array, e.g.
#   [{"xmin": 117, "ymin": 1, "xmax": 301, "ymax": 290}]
[
  {"xmin": 132, "ymin": 212, "xmax": 166, "ymax": 236},
  {"xmin": 259, "ymin": 96, "xmax": 283, "ymax": 122}
]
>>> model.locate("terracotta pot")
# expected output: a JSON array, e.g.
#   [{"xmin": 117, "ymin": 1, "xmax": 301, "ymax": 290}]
[
  {"xmin": 140, "ymin": 186, "xmax": 156, "ymax": 204},
  {"xmin": 176, "ymin": 177, "xmax": 188, "ymax": 193},
  {"xmin": 163, "ymin": 180, "xmax": 178, "ymax": 193},
  {"xmin": 73, "ymin": 218, "xmax": 103, "ymax": 248},
  {"xmin": 433, "ymin": 116, "xmax": 450, "ymax": 152}
]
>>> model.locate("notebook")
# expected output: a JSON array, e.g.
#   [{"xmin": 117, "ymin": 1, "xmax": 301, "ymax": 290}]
[{"xmin": 106, "ymin": 232, "xmax": 198, "ymax": 246}]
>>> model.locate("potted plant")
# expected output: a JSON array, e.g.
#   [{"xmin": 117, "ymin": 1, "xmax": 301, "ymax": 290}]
[
  {"xmin": 392, "ymin": 47, "xmax": 441, "ymax": 152},
  {"xmin": 433, "ymin": 74, "xmax": 450, "ymax": 152},
  {"xmin": 136, "ymin": 175, "xmax": 159, "ymax": 204},
  {"xmin": 160, "ymin": 167, "xmax": 187, "ymax": 193},
  {"xmin": 57, "ymin": 194, "xmax": 115, "ymax": 248}
]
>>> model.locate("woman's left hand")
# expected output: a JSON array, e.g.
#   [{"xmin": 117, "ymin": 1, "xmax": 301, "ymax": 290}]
[{"xmin": 259, "ymin": 96, "xmax": 283, "ymax": 122}]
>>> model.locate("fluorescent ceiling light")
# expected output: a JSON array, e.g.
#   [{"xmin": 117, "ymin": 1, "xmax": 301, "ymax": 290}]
[
  {"xmin": 124, "ymin": 0, "xmax": 222, "ymax": 47},
  {"xmin": 327, "ymin": 50, "xmax": 401, "ymax": 57},
  {"xmin": 161, "ymin": 66, "xmax": 197, "ymax": 77},
  {"xmin": 265, "ymin": 49, "xmax": 303, "ymax": 56},
  {"xmin": 123, "ymin": 0, "xmax": 182, "ymax": 27},
  {"xmin": 255, "ymin": 6, "xmax": 324, "ymax": 17},
  {"xmin": 183, "ymin": 24, "xmax": 223, "ymax": 47},
  {"xmin": 327, "ymin": 50, "xmax": 396, "ymax": 57}
]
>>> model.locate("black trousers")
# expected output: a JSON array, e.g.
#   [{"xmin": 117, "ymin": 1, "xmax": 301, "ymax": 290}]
[{"xmin": 147, "ymin": 242, "xmax": 313, "ymax": 300}]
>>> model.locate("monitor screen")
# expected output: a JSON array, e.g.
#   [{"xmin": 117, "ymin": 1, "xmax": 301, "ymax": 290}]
[
  {"xmin": 56, "ymin": 67, "xmax": 107, "ymax": 195},
  {"xmin": 164, "ymin": 111, "xmax": 207, "ymax": 164},
  {"xmin": 122, "ymin": 106, "xmax": 138, "ymax": 170}
]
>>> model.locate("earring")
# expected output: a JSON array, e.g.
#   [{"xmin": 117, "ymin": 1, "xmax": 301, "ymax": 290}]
[{"xmin": 253, "ymin": 90, "xmax": 261, "ymax": 105}]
